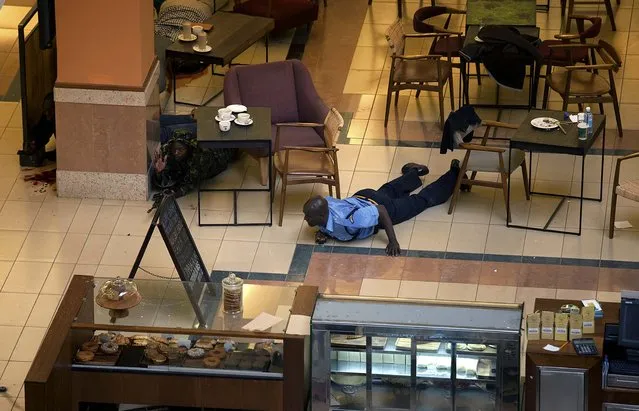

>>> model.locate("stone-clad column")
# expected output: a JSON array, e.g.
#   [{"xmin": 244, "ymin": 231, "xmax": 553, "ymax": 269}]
[{"xmin": 54, "ymin": 0, "xmax": 160, "ymax": 200}]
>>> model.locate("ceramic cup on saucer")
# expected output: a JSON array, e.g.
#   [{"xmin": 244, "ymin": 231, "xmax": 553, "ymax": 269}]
[
  {"xmin": 237, "ymin": 113, "xmax": 251, "ymax": 124},
  {"xmin": 196, "ymin": 32, "xmax": 207, "ymax": 50},
  {"xmin": 182, "ymin": 22, "xmax": 192, "ymax": 39},
  {"xmin": 192, "ymin": 25, "xmax": 204, "ymax": 35},
  {"xmin": 218, "ymin": 108, "xmax": 232, "ymax": 121},
  {"xmin": 219, "ymin": 120, "xmax": 231, "ymax": 132}
]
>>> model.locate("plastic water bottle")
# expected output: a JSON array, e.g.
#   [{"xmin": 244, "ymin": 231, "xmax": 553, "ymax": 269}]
[{"xmin": 585, "ymin": 107, "xmax": 593, "ymax": 132}]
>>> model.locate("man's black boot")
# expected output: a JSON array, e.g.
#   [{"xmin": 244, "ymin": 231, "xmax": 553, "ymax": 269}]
[
  {"xmin": 450, "ymin": 159, "xmax": 471, "ymax": 192},
  {"xmin": 401, "ymin": 163, "xmax": 429, "ymax": 176}
]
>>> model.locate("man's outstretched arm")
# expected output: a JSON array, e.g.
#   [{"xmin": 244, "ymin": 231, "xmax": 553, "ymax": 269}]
[{"xmin": 376, "ymin": 205, "xmax": 401, "ymax": 256}]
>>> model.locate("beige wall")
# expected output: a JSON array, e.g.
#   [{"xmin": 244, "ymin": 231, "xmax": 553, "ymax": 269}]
[{"xmin": 55, "ymin": 0, "xmax": 154, "ymax": 89}]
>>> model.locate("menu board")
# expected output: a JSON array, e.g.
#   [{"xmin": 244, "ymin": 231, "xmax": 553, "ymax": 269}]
[{"xmin": 157, "ymin": 196, "xmax": 210, "ymax": 284}]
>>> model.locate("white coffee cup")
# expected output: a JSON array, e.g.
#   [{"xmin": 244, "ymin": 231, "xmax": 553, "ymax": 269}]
[
  {"xmin": 192, "ymin": 25, "xmax": 204, "ymax": 35},
  {"xmin": 219, "ymin": 120, "xmax": 231, "ymax": 132},
  {"xmin": 196, "ymin": 32, "xmax": 207, "ymax": 50},
  {"xmin": 237, "ymin": 113, "xmax": 251, "ymax": 124},
  {"xmin": 218, "ymin": 108, "xmax": 232, "ymax": 121},
  {"xmin": 182, "ymin": 22, "xmax": 192, "ymax": 39}
]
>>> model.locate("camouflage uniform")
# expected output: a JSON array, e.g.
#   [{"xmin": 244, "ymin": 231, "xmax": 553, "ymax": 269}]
[{"xmin": 151, "ymin": 129, "xmax": 238, "ymax": 198}]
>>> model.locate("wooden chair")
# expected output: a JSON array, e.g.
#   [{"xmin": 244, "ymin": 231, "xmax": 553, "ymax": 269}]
[
  {"xmin": 609, "ymin": 152, "xmax": 639, "ymax": 238},
  {"xmin": 384, "ymin": 19, "xmax": 456, "ymax": 128},
  {"xmin": 542, "ymin": 39, "xmax": 623, "ymax": 137},
  {"xmin": 563, "ymin": 0, "xmax": 617, "ymax": 31},
  {"xmin": 448, "ymin": 120, "xmax": 531, "ymax": 223},
  {"xmin": 273, "ymin": 108, "xmax": 344, "ymax": 226}
]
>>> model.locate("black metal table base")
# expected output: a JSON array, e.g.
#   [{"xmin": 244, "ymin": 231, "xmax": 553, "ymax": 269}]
[
  {"xmin": 506, "ymin": 131, "xmax": 605, "ymax": 236},
  {"xmin": 197, "ymin": 144, "xmax": 273, "ymax": 227},
  {"xmin": 461, "ymin": 63, "xmax": 540, "ymax": 110},
  {"xmin": 171, "ymin": 35, "xmax": 269, "ymax": 108}
]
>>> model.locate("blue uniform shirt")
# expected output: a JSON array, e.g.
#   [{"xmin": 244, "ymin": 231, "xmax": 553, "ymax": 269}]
[{"xmin": 319, "ymin": 196, "xmax": 380, "ymax": 241}]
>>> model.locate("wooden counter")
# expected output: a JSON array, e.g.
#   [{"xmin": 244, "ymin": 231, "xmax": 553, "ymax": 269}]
[{"xmin": 525, "ymin": 298, "xmax": 639, "ymax": 411}]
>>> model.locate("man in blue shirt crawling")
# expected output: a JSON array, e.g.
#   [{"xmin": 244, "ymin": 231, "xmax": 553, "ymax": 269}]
[{"xmin": 303, "ymin": 160, "xmax": 464, "ymax": 256}]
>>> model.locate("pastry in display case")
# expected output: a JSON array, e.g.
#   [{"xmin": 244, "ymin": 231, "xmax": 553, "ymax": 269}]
[{"xmin": 311, "ymin": 295, "xmax": 523, "ymax": 411}]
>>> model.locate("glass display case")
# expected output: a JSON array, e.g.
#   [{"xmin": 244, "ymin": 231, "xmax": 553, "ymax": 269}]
[
  {"xmin": 311, "ymin": 296, "xmax": 522, "ymax": 411},
  {"xmin": 25, "ymin": 275, "xmax": 317, "ymax": 411},
  {"xmin": 71, "ymin": 277, "xmax": 295, "ymax": 378}
]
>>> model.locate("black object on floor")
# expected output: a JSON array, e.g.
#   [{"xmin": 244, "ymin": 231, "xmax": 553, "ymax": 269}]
[{"xmin": 0, "ymin": 386, "xmax": 7, "ymax": 393}]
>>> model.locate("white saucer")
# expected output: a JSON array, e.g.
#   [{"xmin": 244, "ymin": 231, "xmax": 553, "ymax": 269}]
[
  {"xmin": 178, "ymin": 33, "xmax": 197, "ymax": 42},
  {"xmin": 215, "ymin": 115, "xmax": 236, "ymax": 122},
  {"xmin": 226, "ymin": 104, "xmax": 247, "ymax": 113},
  {"xmin": 530, "ymin": 117, "xmax": 559, "ymax": 130},
  {"xmin": 193, "ymin": 44, "xmax": 212, "ymax": 53},
  {"xmin": 234, "ymin": 118, "xmax": 254, "ymax": 126}
]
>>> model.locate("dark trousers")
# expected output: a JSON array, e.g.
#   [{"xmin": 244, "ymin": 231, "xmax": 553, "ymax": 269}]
[{"xmin": 355, "ymin": 168, "xmax": 459, "ymax": 225}]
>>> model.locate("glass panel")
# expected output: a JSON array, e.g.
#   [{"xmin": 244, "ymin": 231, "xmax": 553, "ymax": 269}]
[
  {"xmin": 370, "ymin": 374, "xmax": 411, "ymax": 409},
  {"xmin": 415, "ymin": 339, "xmax": 453, "ymax": 410},
  {"xmin": 74, "ymin": 277, "xmax": 296, "ymax": 332},
  {"xmin": 455, "ymin": 343, "xmax": 498, "ymax": 411},
  {"xmin": 330, "ymin": 334, "xmax": 367, "ymax": 410}
]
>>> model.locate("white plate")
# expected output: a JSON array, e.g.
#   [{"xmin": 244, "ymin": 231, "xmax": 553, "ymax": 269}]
[
  {"xmin": 193, "ymin": 44, "xmax": 212, "ymax": 53},
  {"xmin": 226, "ymin": 104, "xmax": 247, "ymax": 113},
  {"xmin": 530, "ymin": 117, "xmax": 559, "ymax": 130},
  {"xmin": 234, "ymin": 118, "xmax": 254, "ymax": 126},
  {"xmin": 215, "ymin": 115, "xmax": 236, "ymax": 122},
  {"xmin": 178, "ymin": 33, "xmax": 196, "ymax": 42}
]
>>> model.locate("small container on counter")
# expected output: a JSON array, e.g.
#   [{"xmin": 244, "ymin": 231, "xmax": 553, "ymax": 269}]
[{"xmin": 222, "ymin": 273, "xmax": 243, "ymax": 314}]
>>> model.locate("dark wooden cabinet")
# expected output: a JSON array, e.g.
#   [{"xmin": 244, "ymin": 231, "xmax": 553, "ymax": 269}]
[{"xmin": 525, "ymin": 299, "xmax": 639, "ymax": 411}]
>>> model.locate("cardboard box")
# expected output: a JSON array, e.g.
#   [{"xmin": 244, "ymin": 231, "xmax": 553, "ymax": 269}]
[
  {"xmin": 555, "ymin": 313, "xmax": 568, "ymax": 341},
  {"xmin": 541, "ymin": 311, "xmax": 555, "ymax": 340},
  {"xmin": 527, "ymin": 312, "xmax": 541, "ymax": 341},
  {"xmin": 582, "ymin": 306, "xmax": 595, "ymax": 334},
  {"xmin": 569, "ymin": 313, "xmax": 583, "ymax": 341}
]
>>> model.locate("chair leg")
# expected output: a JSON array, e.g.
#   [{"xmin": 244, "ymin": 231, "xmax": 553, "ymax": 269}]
[
  {"xmin": 447, "ymin": 163, "xmax": 467, "ymax": 215},
  {"xmin": 501, "ymin": 171, "xmax": 511, "ymax": 223},
  {"xmin": 611, "ymin": 92, "xmax": 624, "ymax": 137},
  {"xmin": 438, "ymin": 90, "xmax": 445, "ymax": 129},
  {"xmin": 609, "ymin": 189, "xmax": 618, "ymax": 238},
  {"xmin": 278, "ymin": 176, "xmax": 287, "ymax": 227},
  {"xmin": 475, "ymin": 62, "xmax": 482, "ymax": 85},
  {"xmin": 561, "ymin": 98, "xmax": 569, "ymax": 112},
  {"xmin": 566, "ymin": 0, "xmax": 575, "ymax": 30},
  {"xmin": 604, "ymin": 0, "xmax": 616, "ymax": 31},
  {"xmin": 384, "ymin": 90, "xmax": 392, "ymax": 127},
  {"xmin": 416, "ymin": 89, "xmax": 421, "ymax": 98},
  {"xmin": 259, "ymin": 157, "xmax": 269, "ymax": 186},
  {"xmin": 598, "ymin": 102, "xmax": 605, "ymax": 114},
  {"xmin": 448, "ymin": 76, "xmax": 455, "ymax": 112},
  {"xmin": 521, "ymin": 159, "xmax": 531, "ymax": 200},
  {"xmin": 395, "ymin": 89, "xmax": 400, "ymax": 106},
  {"xmin": 542, "ymin": 69, "xmax": 550, "ymax": 110},
  {"xmin": 328, "ymin": 184, "xmax": 333, "ymax": 196}
]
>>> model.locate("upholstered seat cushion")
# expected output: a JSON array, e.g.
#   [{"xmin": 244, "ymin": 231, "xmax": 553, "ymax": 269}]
[
  {"xmin": 234, "ymin": 0, "xmax": 318, "ymax": 32},
  {"xmin": 467, "ymin": 148, "xmax": 525, "ymax": 173},
  {"xmin": 272, "ymin": 125, "xmax": 324, "ymax": 151},
  {"xmin": 393, "ymin": 59, "xmax": 451, "ymax": 83},
  {"xmin": 616, "ymin": 179, "xmax": 639, "ymax": 202},
  {"xmin": 275, "ymin": 150, "xmax": 335, "ymax": 175},
  {"xmin": 539, "ymin": 40, "xmax": 589, "ymax": 63},
  {"xmin": 548, "ymin": 70, "xmax": 611, "ymax": 96}
]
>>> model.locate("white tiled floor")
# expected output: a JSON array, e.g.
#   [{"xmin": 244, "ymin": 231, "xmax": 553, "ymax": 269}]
[{"xmin": 0, "ymin": 1, "xmax": 637, "ymax": 408}]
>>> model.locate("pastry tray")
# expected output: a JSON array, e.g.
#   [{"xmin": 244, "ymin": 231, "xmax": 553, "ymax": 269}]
[
  {"xmin": 331, "ymin": 335, "xmax": 387, "ymax": 349},
  {"xmin": 395, "ymin": 339, "xmax": 441, "ymax": 352}
]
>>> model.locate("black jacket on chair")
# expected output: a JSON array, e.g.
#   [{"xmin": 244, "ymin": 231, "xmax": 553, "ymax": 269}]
[
  {"xmin": 440, "ymin": 105, "xmax": 482, "ymax": 154},
  {"xmin": 460, "ymin": 25, "xmax": 542, "ymax": 91}
]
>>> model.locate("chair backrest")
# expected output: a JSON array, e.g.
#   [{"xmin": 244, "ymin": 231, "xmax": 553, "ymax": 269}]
[
  {"xmin": 385, "ymin": 19, "xmax": 406, "ymax": 57},
  {"xmin": 598, "ymin": 39, "xmax": 622, "ymax": 72},
  {"xmin": 569, "ymin": 15, "xmax": 602, "ymax": 40},
  {"xmin": 413, "ymin": 6, "xmax": 463, "ymax": 33},
  {"xmin": 323, "ymin": 108, "xmax": 344, "ymax": 147}
]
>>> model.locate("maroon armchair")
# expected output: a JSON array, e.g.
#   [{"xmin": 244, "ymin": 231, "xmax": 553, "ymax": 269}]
[
  {"xmin": 233, "ymin": 0, "xmax": 319, "ymax": 33},
  {"xmin": 224, "ymin": 59, "xmax": 329, "ymax": 185}
]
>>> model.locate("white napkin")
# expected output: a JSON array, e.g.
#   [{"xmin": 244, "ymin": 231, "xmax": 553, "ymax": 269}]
[
  {"xmin": 543, "ymin": 344, "xmax": 561, "ymax": 352},
  {"xmin": 614, "ymin": 220, "xmax": 633, "ymax": 229},
  {"xmin": 569, "ymin": 114, "xmax": 579, "ymax": 123},
  {"xmin": 242, "ymin": 312, "xmax": 283, "ymax": 332}
]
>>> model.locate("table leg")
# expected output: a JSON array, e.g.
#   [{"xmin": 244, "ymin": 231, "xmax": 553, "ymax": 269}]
[
  {"xmin": 578, "ymin": 154, "xmax": 585, "ymax": 236},
  {"xmin": 506, "ymin": 145, "xmax": 513, "ymax": 228},
  {"xmin": 268, "ymin": 144, "xmax": 273, "ymax": 226},
  {"xmin": 397, "ymin": 0, "xmax": 402, "ymax": 18},
  {"xmin": 172, "ymin": 58, "xmax": 178, "ymax": 107},
  {"xmin": 599, "ymin": 126, "xmax": 606, "ymax": 201},
  {"xmin": 197, "ymin": 177, "xmax": 202, "ymax": 226}
]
